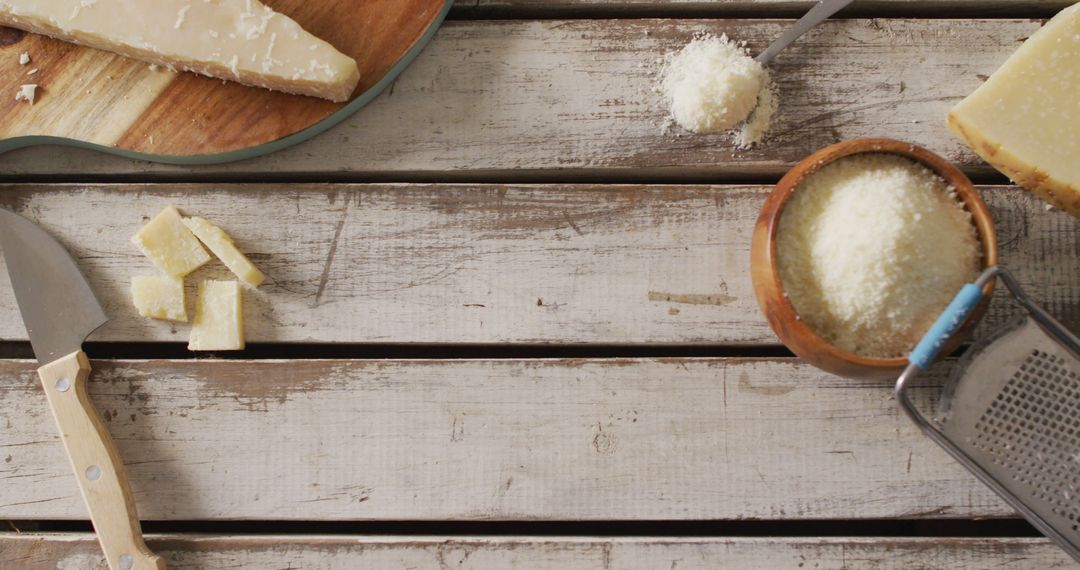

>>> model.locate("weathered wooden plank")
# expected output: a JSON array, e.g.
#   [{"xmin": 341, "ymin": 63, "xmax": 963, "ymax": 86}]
[
  {"xmin": 2, "ymin": 534, "xmax": 1075, "ymax": 569},
  {"xmin": 0, "ymin": 358, "xmax": 1016, "ymax": 520},
  {"xmin": 457, "ymin": 0, "xmax": 1070, "ymax": 17},
  {"xmin": 0, "ymin": 19, "xmax": 1045, "ymax": 179},
  {"xmin": 0, "ymin": 184, "xmax": 1076, "ymax": 345}
]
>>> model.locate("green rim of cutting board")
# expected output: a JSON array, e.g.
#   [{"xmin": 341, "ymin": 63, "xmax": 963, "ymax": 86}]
[{"xmin": 0, "ymin": 1, "xmax": 452, "ymax": 166}]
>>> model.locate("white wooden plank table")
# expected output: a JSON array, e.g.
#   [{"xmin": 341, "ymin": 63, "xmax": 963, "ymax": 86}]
[{"xmin": 2, "ymin": 2, "xmax": 1079, "ymax": 568}]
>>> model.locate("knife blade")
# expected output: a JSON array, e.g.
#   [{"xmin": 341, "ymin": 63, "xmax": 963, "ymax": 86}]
[
  {"xmin": 0, "ymin": 209, "xmax": 106, "ymax": 362},
  {"xmin": 0, "ymin": 209, "xmax": 164, "ymax": 570}
]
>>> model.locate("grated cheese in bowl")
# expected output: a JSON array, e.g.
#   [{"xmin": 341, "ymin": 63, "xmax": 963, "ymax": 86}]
[{"xmin": 776, "ymin": 154, "xmax": 981, "ymax": 358}]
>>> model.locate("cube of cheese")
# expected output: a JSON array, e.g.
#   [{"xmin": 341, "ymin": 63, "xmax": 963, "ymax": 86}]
[
  {"xmin": 182, "ymin": 216, "xmax": 265, "ymax": 287},
  {"xmin": 189, "ymin": 280, "xmax": 244, "ymax": 351},
  {"xmin": 131, "ymin": 275, "xmax": 187, "ymax": 322},
  {"xmin": 132, "ymin": 206, "xmax": 211, "ymax": 277},
  {"xmin": 947, "ymin": 3, "xmax": 1080, "ymax": 217}
]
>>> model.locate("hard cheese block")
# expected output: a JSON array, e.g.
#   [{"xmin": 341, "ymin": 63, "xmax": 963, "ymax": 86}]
[
  {"xmin": 131, "ymin": 275, "xmax": 187, "ymax": 322},
  {"xmin": 190, "ymin": 280, "xmax": 245, "ymax": 351},
  {"xmin": 948, "ymin": 3, "xmax": 1080, "ymax": 216},
  {"xmin": 132, "ymin": 206, "xmax": 211, "ymax": 278},
  {"xmin": 182, "ymin": 216, "xmax": 265, "ymax": 287},
  {"xmin": 0, "ymin": 0, "xmax": 360, "ymax": 102}
]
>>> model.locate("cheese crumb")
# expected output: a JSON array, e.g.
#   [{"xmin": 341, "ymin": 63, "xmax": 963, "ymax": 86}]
[
  {"xmin": 174, "ymin": 5, "xmax": 190, "ymax": 29},
  {"xmin": 660, "ymin": 34, "xmax": 776, "ymax": 142},
  {"xmin": 14, "ymin": 84, "xmax": 37, "ymax": 104},
  {"xmin": 26, "ymin": 68, "xmax": 38, "ymax": 76},
  {"xmin": 18, "ymin": 51, "xmax": 30, "ymax": 65},
  {"xmin": 777, "ymin": 154, "xmax": 981, "ymax": 357},
  {"xmin": 734, "ymin": 76, "xmax": 778, "ymax": 148}
]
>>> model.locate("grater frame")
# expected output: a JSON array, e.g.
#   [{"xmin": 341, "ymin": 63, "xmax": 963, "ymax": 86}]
[{"xmin": 895, "ymin": 267, "xmax": 1080, "ymax": 563}]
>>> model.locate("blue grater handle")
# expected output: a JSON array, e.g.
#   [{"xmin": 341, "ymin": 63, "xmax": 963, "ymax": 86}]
[{"xmin": 908, "ymin": 284, "xmax": 984, "ymax": 369}]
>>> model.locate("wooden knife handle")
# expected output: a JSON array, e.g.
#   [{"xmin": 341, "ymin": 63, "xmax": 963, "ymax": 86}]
[{"xmin": 38, "ymin": 350, "xmax": 165, "ymax": 570}]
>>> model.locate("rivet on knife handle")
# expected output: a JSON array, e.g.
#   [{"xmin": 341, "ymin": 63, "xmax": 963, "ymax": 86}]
[{"xmin": 38, "ymin": 351, "xmax": 166, "ymax": 570}]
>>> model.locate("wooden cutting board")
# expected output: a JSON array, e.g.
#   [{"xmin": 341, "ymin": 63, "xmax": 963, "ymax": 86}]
[{"xmin": 0, "ymin": 0, "xmax": 450, "ymax": 164}]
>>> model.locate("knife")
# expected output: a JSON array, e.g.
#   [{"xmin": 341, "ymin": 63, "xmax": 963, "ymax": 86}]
[{"xmin": 0, "ymin": 209, "xmax": 164, "ymax": 570}]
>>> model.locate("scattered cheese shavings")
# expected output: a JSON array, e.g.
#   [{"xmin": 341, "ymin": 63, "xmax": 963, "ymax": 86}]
[
  {"xmin": 734, "ymin": 75, "xmax": 778, "ymax": 149},
  {"xmin": 26, "ymin": 68, "xmax": 38, "ymax": 76},
  {"xmin": 14, "ymin": 84, "xmax": 37, "ymax": 104},
  {"xmin": 18, "ymin": 51, "xmax": 30, "ymax": 65},
  {"xmin": 174, "ymin": 5, "xmax": 190, "ymax": 29},
  {"xmin": 777, "ymin": 154, "xmax": 981, "ymax": 357},
  {"xmin": 262, "ymin": 32, "xmax": 279, "ymax": 71}
]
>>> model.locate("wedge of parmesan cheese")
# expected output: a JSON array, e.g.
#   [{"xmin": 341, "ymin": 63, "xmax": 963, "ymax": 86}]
[
  {"xmin": 947, "ymin": 3, "xmax": 1080, "ymax": 217},
  {"xmin": 132, "ymin": 206, "xmax": 211, "ymax": 278},
  {"xmin": 189, "ymin": 280, "xmax": 244, "ymax": 351},
  {"xmin": 182, "ymin": 216, "xmax": 265, "ymax": 287},
  {"xmin": 0, "ymin": 0, "xmax": 360, "ymax": 102},
  {"xmin": 131, "ymin": 275, "xmax": 187, "ymax": 322}
]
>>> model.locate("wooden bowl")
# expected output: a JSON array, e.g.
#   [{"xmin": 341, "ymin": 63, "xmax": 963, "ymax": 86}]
[{"xmin": 750, "ymin": 138, "xmax": 998, "ymax": 379}]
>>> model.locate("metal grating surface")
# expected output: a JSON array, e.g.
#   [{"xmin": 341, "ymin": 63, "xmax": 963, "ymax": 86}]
[{"xmin": 971, "ymin": 349, "xmax": 1080, "ymax": 534}]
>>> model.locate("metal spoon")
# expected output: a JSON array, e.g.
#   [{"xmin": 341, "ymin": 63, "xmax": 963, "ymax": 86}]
[{"xmin": 756, "ymin": 0, "xmax": 856, "ymax": 65}]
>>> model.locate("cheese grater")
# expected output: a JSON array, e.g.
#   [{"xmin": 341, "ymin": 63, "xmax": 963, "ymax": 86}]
[{"xmin": 896, "ymin": 266, "xmax": 1080, "ymax": 563}]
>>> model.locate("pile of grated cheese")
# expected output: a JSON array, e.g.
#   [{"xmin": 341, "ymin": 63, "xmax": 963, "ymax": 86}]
[
  {"xmin": 776, "ymin": 154, "xmax": 981, "ymax": 358},
  {"xmin": 660, "ymin": 34, "xmax": 778, "ymax": 147}
]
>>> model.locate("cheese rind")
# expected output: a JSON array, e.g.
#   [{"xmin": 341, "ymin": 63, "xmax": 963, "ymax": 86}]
[
  {"xmin": 0, "ymin": 0, "xmax": 360, "ymax": 102},
  {"xmin": 131, "ymin": 275, "xmax": 187, "ymax": 322},
  {"xmin": 189, "ymin": 280, "xmax": 245, "ymax": 351},
  {"xmin": 947, "ymin": 3, "xmax": 1080, "ymax": 217},
  {"xmin": 182, "ymin": 216, "xmax": 265, "ymax": 287},
  {"xmin": 132, "ymin": 206, "xmax": 211, "ymax": 278}
]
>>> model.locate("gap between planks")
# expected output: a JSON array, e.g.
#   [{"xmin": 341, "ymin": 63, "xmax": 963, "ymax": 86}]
[
  {"xmin": 2, "ymin": 518, "xmax": 1043, "ymax": 538},
  {"xmin": 0, "ymin": 341, "xmax": 798, "ymax": 361}
]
